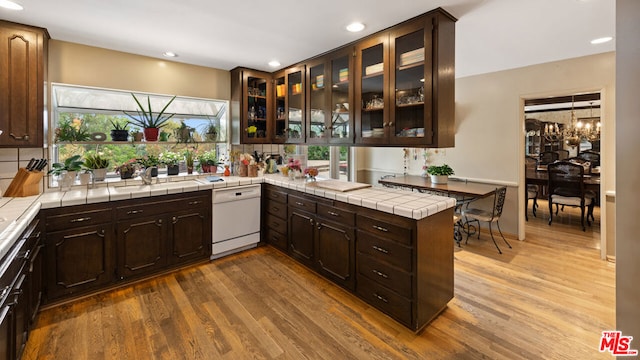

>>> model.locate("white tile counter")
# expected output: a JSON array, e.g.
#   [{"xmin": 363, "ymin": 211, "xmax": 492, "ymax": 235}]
[{"xmin": 0, "ymin": 174, "xmax": 454, "ymax": 260}]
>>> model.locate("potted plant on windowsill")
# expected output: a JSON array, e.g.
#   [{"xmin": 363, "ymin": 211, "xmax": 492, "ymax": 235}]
[
  {"xmin": 49, "ymin": 154, "xmax": 84, "ymax": 190},
  {"xmin": 110, "ymin": 120, "xmax": 129, "ymax": 141},
  {"xmin": 426, "ymin": 164, "xmax": 455, "ymax": 184},
  {"xmin": 115, "ymin": 159, "xmax": 138, "ymax": 180},
  {"xmin": 123, "ymin": 93, "xmax": 176, "ymax": 142},
  {"xmin": 159, "ymin": 151, "xmax": 182, "ymax": 175},
  {"xmin": 136, "ymin": 155, "xmax": 160, "ymax": 177},
  {"xmin": 83, "ymin": 151, "xmax": 111, "ymax": 181},
  {"xmin": 197, "ymin": 149, "xmax": 218, "ymax": 173}
]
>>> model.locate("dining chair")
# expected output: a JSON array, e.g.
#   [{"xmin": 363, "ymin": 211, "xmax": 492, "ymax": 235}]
[
  {"xmin": 577, "ymin": 150, "xmax": 600, "ymax": 167},
  {"xmin": 556, "ymin": 149, "xmax": 570, "ymax": 160},
  {"xmin": 547, "ymin": 161, "xmax": 597, "ymax": 231},
  {"xmin": 539, "ymin": 151, "xmax": 559, "ymax": 165},
  {"xmin": 462, "ymin": 187, "xmax": 511, "ymax": 254},
  {"xmin": 525, "ymin": 156, "xmax": 539, "ymax": 221}
]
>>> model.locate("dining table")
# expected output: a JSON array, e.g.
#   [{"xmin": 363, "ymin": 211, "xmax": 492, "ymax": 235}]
[{"xmin": 526, "ymin": 167, "xmax": 601, "ymax": 192}]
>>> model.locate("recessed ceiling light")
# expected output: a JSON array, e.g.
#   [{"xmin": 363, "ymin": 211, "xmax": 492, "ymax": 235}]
[
  {"xmin": 268, "ymin": 60, "xmax": 281, "ymax": 67},
  {"xmin": 590, "ymin": 36, "xmax": 613, "ymax": 44},
  {"xmin": 163, "ymin": 51, "xmax": 177, "ymax": 57},
  {"xmin": 0, "ymin": 0, "xmax": 23, "ymax": 10},
  {"xmin": 346, "ymin": 22, "xmax": 365, "ymax": 32}
]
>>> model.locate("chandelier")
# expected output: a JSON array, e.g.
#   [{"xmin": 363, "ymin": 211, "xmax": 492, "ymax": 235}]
[{"xmin": 543, "ymin": 97, "xmax": 601, "ymax": 147}]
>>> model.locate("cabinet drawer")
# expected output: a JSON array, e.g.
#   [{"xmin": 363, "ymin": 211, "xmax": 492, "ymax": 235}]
[
  {"xmin": 45, "ymin": 208, "xmax": 112, "ymax": 232},
  {"xmin": 356, "ymin": 275, "xmax": 412, "ymax": 327},
  {"xmin": 357, "ymin": 253, "xmax": 412, "ymax": 297},
  {"xmin": 288, "ymin": 194, "xmax": 316, "ymax": 213},
  {"xmin": 356, "ymin": 215, "xmax": 412, "ymax": 245},
  {"xmin": 116, "ymin": 194, "xmax": 209, "ymax": 220},
  {"xmin": 265, "ymin": 213, "xmax": 287, "ymax": 235},
  {"xmin": 264, "ymin": 227, "xmax": 287, "ymax": 251},
  {"xmin": 265, "ymin": 187, "xmax": 287, "ymax": 204},
  {"xmin": 265, "ymin": 201, "xmax": 287, "ymax": 220},
  {"xmin": 357, "ymin": 230, "xmax": 412, "ymax": 272},
  {"xmin": 317, "ymin": 204, "xmax": 355, "ymax": 226}
]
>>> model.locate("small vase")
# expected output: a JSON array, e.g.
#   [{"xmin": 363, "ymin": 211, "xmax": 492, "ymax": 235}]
[
  {"xmin": 187, "ymin": 165, "xmax": 194, "ymax": 174},
  {"xmin": 144, "ymin": 128, "xmax": 160, "ymax": 141},
  {"xmin": 93, "ymin": 168, "xmax": 108, "ymax": 181},
  {"xmin": 59, "ymin": 170, "xmax": 77, "ymax": 191},
  {"xmin": 239, "ymin": 163, "xmax": 248, "ymax": 177},
  {"xmin": 132, "ymin": 132, "xmax": 144, "ymax": 142},
  {"xmin": 223, "ymin": 165, "xmax": 230, "ymax": 176},
  {"xmin": 167, "ymin": 164, "xmax": 179, "ymax": 176}
]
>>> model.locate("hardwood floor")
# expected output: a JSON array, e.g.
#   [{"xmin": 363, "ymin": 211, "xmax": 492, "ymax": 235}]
[{"xmin": 24, "ymin": 206, "xmax": 614, "ymax": 359}]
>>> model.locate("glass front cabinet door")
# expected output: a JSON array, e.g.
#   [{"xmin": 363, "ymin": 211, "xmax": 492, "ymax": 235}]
[
  {"xmin": 389, "ymin": 12, "xmax": 455, "ymax": 147},
  {"xmin": 355, "ymin": 34, "xmax": 389, "ymax": 145},
  {"xmin": 305, "ymin": 59, "xmax": 328, "ymax": 144},
  {"xmin": 327, "ymin": 48, "xmax": 354, "ymax": 144},
  {"xmin": 231, "ymin": 68, "xmax": 272, "ymax": 144},
  {"xmin": 274, "ymin": 66, "xmax": 305, "ymax": 143}
]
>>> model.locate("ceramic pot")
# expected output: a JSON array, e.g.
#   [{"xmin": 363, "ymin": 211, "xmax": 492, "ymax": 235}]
[
  {"xmin": 239, "ymin": 163, "xmax": 248, "ymax": 177},
  {"xmin": 92, "ymin": 168, "xmax": 108, "ymax": 181},
  {"xmin": 143, "ymin": 128, "xmax": 160, "ymax": 141},
  {"xmin": 147, "ymin": 167, "xmax": 158, "ymax": 177},
  {"xmin": 120, "ymin": 169, "xmax": 133, "ymax": 180},
  {"xmin": 110, "ymin": 129, "xmax": 129, "ymax": 141},
  {"xmin": 79, "ymin": 172, "xmax": 92, "ymax": 185},
  {"xmin": 167, "ymin": 165, "xmax": 179, "ymax": 176},
  {"xmin": 430, "ymin": 174, "xmax": 449, "ymax": 184},
  {"xmin": 248, "ymin": 164, "xmax": 258, "ymax": 177}
]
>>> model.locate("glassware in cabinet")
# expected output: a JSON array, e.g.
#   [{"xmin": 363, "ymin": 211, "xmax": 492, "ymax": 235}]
[
  {"xmin": 355, "ymin": 35, "xmax": 389, "ymax": 145},
  {"xmin": 232, "ymin": 68, "xmax": 272, "ymax": 144},
  {"xmin": 306, "ymin": 59, "xmax": 328, "ymax": 143},
  {"xmin": 273, "ymin": 66, "xmax": 305, "ymax": 143},
  {"xmin": 390, "ymin": 21, "xmax": 432, "ymax": 145},
  {"xmin": 328, "ymin": 48, "xmax": 354, "ymax": 143}
]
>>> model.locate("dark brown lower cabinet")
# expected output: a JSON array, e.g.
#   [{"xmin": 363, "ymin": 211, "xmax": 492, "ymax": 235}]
[
  {"xmin": 116, "ymin": 216, "xmax": 167, "ymax": 280},
  {"xmin": 261, "ymin": 183, "xmax": 453, "ymax": 332},
  {"xmin": 45, "ymin": 223, "xmax": 115, "ymax": 300},
  {"xmin": 42, "ymin": 190, "xmax": 212, "ymax": 305}
]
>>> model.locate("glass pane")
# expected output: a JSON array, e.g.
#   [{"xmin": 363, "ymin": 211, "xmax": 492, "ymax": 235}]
[
  {"xmin": 395, "ymin": 30, "xmax": 425, "ymax": 138},
  {"xmin": 360, "ymin": 43, "xmax": 385, "ymax": 138},
  {"xmin": 287, "ymin": 70, "xmax": 303, "ymax": 140},
  {"xmin": 309, "ymin": 64, "xmax": 326, "ymax": 139},
  {"xmin": 247, "ymin": 76, "xmax": 268, "ymax": 139},
  {"xmin": 274, "ymin": 75, "xmax": 286, "ymax": 140},
  {"xmin": 331, "ymin": 55, "xmax": 350, "ymax": 139}
]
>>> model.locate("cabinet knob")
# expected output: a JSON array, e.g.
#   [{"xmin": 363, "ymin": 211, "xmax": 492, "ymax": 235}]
[
  {"xmin": 373, "ymin": 293, "xmax": 389, "ymax": 303},
  {"xmin": 309, "ymin": 218, "xmax": 314, "ymax": 225},
  {"xmin": 327, "ymin": 211, "xmax": 340, "ymax": 217},
  {"xmin": 9, "ymin": 133, "xmax": 29, "ymax": 141}
]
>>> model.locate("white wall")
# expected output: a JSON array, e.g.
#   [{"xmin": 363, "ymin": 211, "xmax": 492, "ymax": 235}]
[
  {"xmin": 616, "ymin": 0, "xmax": 640, "ymax": 345},
  {"xmin": 362, "ymin": 52, "xmax": 615, "ymax": 240}
]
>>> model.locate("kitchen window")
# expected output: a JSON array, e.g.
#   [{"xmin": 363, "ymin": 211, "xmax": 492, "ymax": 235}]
[{"xmin": 50, "ymin": 84, "xmax": 229, "ymax": 182}]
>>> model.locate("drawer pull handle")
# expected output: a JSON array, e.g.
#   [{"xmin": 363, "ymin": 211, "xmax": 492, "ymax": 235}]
[
  {"xmin": 272, "ymin": 206, "xmax": 280, "ymax": 212},
  {"xmin": 9, "ymin": 133, "xmax": 29, "ymax": 141},
  {"xmin": 374, "ymin": 293, "xmax": 389, "ymax": 303},
  {"xmin": 296, "ymin": 202, "xmax": 305, "ymax": 207},
  {"xmin": 372, "ymin": 269, "xmax": 389, "ymax": 279},
  {"xmin": 372, "ymin": 245, "xmax": 389, "ymax": 254},
  {"xmin": 70, "ymin": 217, "xmax": 91, "ymax": 223},
  {"xmin": 127, "ymin": 210, "xmax": 143, "ymax": 215},
  {"xmin": 188, "ymin": 200, "xmax": 202, "ymax": 205},
  {"xmin": 327, "ymin": 211, "xmax": 340, "ymax": 217},
  {"xmin": 372, "ymin": 225, "xmax": 389, "ymax": 232}
]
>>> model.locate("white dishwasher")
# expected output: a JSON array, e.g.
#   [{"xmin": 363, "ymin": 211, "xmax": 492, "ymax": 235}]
[{"xmin": 211, "ymin": 184, "xmax": 261, "ymax": 259}]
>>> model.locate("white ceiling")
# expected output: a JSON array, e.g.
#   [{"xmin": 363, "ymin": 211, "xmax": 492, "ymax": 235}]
[{"xmin": 0, "ymin": 0, "xmax": 615, "ymax": 78}]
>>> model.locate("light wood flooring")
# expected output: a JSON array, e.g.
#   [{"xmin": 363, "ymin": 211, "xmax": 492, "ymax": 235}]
[{"xmin": 23, "ymin": 204, "xmax": 614, "ymax": 359}]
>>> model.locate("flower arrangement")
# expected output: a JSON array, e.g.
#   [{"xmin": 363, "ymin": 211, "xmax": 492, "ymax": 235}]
[
  {"xmin": 287, "ymin": 158, "xmax": 301, "ymax": 172},
  {"xmin": 136, "ymin": 154, "xmax": 160, "ymax": 168},
  {"xmin": 159, "ymin": 151, "xmax": 182, "ymax": 166},
  {"xmin": 239, "ymin": 153, "xmax": 254, "ymax": 165},
  {"xmin": 304, "ymin": 167, "xmax": 319, "ymax": 178},
  {"xmin": 115, "ymin": 159, "xmax": 138, "ymax": 175}
]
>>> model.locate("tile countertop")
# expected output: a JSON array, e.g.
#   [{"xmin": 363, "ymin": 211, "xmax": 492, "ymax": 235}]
[{"xmin": 0, "ymin": 174, "xmax": 455, "ymax": 260}]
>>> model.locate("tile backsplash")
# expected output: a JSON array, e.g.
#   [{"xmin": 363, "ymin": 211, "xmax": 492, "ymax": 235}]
[{"xmin": 0, "ymin": 147, "xmax": 47, "ymax": 196}]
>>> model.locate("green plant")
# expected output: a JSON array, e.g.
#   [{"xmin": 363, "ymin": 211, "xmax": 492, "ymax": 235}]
[
  {"xmin": 83, "ymin": 151, "xmax": 110, "ymax": 169},
  {"xmin": 124, "ymin": 93, "xmax": 176, "ymax": 129},
  {"xmin": 197, "ymin": 149, "xmax": 217, "ymax": 166},
  {"xmin": 48, "ymin": 154, "xmax": 84, "ymax": 176},
  {"xmin": 136, "ymin": 154, "xmax": 160, "ymax": 168},
  {"xmin": 54, "ymin": 118, "xmax": 91, "ymax": 142},
  {"xmin": 184, "ymin": 149, "xmax": 195, "ymax": 167},
  {"xmin": 174, "ymin": 120, "xmax": 195, "ymax": 143},
  {"xmin": 426, "ymin": 164, "xmax": 455, "ymax": 176},
  {"xmin": 159, "ymin": 151, "xmax": 182, "ymax": 166},
  {"xmin": 115, "ymin": 159, "xmax": 138, "ymax": 174},
  {"xmin": 109, "ymin": 120, "xmax": 129, "ymax": 131}
]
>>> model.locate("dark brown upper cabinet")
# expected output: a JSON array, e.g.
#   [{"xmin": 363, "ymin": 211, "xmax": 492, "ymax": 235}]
[
  {"xmin": 230, "ymin": 68, "xmax": 273, "ymax": 144},
  {"xmin": 273, "ymin": 66, "xmax": 306, "ymax": 144},
  {"xmin": 0, "ymin": 21, "xmax": 49, "ymax": 147}
]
